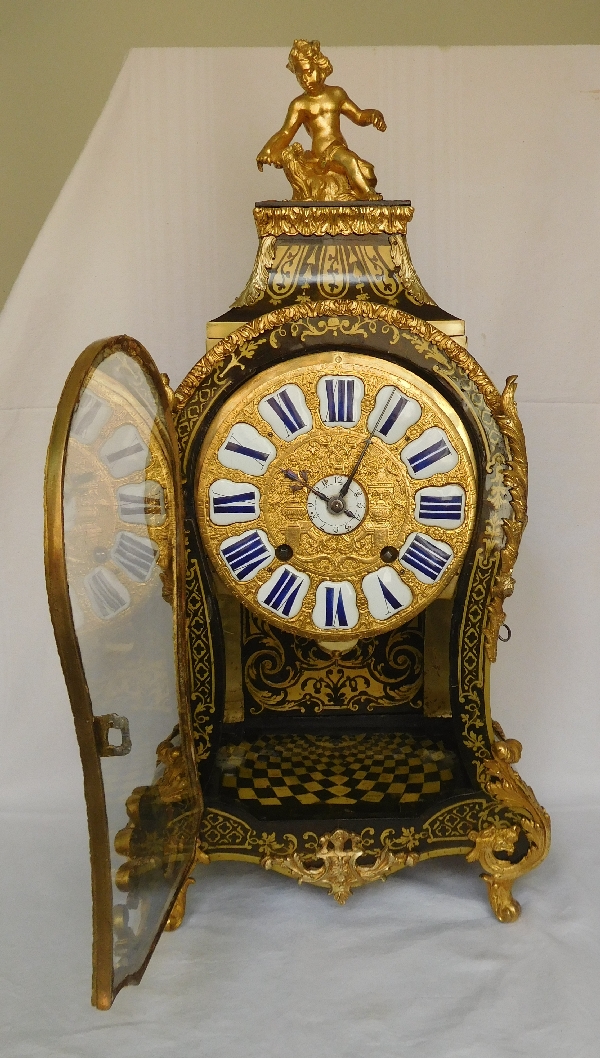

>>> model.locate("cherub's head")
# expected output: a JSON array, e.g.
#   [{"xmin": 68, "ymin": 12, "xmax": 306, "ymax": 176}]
[{"xmin": 286, "ymin": 39, "xmax": 333, "ymax": 94}]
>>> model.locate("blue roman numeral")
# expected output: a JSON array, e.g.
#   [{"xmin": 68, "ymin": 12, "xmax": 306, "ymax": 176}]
[
  {"xmin": 221, "ymin": 531, "xmax": 271, "ymax": 580},
  {"xmin": 212, "ymin": 491, "xmax": 257, "ymax": 517},
  {"xmin": 408, "ymin": 438, "xmax": 451, "ymax": 475},
  {"xmin": 401, "ymin": 535, "xmax": 451, "ymax": 582},
  {"xmin": 325, "ymin": 378, "xmax": 355, "ymax": 423},
  {"xmin": 265, "ymin": 389, "xmax": 305, "ymax": 436},
  {"xmin": 377, "ymin": 393, "xmax": 408, "ymax": 437},
  {"xmin": 418, "ymin": 495, "xmax": 463, "ymax": 521},
  {"xmin": 377, "ymin": 576, "xmax": 404, "ymax": 611},
  {"xmin": 112, "ymin": 533, "xmax": 158, "ymax": 582},
  {"xmin": 325, "ymin": 586, "xmax": 349, "ymax": 627},
  {"xmin": 224, "ymin": 440, "xmax": 270, "ymax": 466},
  {"xmin": 262, "ymin": 568, "xmax": 304, "ymax": 617}
]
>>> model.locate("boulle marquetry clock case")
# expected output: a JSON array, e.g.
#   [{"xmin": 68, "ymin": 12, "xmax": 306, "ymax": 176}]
[{"xmin": 44, "ymin": 41, "xmax": 550, "ymax": 1009}]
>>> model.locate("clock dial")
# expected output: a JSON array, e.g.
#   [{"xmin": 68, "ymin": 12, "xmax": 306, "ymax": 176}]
[
  {"xmin": 362, "ymin": 567, "xmax": 413, "ymax": 621},
  {"xmin": 401, "ymin": 427, "xmax": 458, "ymax": 479},
  {"xmin": 366, "ymin": 385, "xmax": 421, "ymax": 444},
  {"xmin": 256, "ymin": 565, "xmax": 310, "ymax": 619},
  {"xmin": 399, "ymin": 532, "xmax": 454, "ymax": 584},
  {"xmin": 219, "ymin": 529, "xmax": 275, "ymax": 581},
  {"xmin": 196, "ymin": 351, "xmax": 477, "ymax": 641}
]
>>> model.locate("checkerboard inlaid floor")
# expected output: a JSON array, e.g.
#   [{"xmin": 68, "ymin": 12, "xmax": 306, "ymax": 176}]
[{"xmin": 219, "ymin": 732, "xmax": 458, "ymax": 817}]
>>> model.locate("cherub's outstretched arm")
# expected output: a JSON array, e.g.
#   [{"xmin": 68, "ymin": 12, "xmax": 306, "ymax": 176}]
[
  {"xmin": 257, "ymin": 99, "xmax": 304, "ymax": 170},
  {"xmin": 340, "ymin": 94, "xmax": 386, "ymax": 132}
]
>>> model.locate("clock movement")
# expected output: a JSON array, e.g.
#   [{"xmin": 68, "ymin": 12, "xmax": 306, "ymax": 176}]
[{"xmin": 44, "ymin": 41, "xmax": 550, "ymax": 1009}]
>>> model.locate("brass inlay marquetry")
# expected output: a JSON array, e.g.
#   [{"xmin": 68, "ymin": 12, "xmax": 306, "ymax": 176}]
[
  {"xmin": 218, "ymin": 732, "xmax": 458, "ymax": 816},
  {"xmin": 423, "ymin": 598, "xmax": 453, "ymax": 718},
  {"xmin": 242, "ymin": 610, "xmax": 424, "ymax": 715}
]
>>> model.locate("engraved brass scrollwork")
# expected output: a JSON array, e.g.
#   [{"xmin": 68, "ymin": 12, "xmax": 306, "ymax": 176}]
[{"xmin": 242, "ymin": 611, "xmax": 424, "ymax": 715}]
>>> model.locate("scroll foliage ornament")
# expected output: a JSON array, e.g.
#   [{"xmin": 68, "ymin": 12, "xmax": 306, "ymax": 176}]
[
  {"xmin": 483, "ymin": 376, "xmax": 528, "ymax": 662},
  {"xmin": 466, "ymin": 739, "xmax": 550, "ymax": 922},
  {"xmin": 262, "ymin": 828, "xmax": 418, "ymax": 905},
  {"xmin": 231, "ymin": 236, "xmax": 277, "ymax": 308},
  {"xmin": 388, "ymin": 234, "xmax": 436, "ymax": 306}
]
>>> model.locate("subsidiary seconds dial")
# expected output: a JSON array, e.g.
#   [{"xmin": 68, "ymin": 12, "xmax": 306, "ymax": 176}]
[
  {"xmin": 305, "ymin": 476, "xmax": 366, "ymax": 534},
  {"xmin": 196, "ymin": 351, "xmax": 477, "ymax": 641}
]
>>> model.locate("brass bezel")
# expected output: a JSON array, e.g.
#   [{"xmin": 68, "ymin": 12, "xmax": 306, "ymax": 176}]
[{"xmin": 44, "ymin": 336, "xmax": 200, "ymax": 1009}]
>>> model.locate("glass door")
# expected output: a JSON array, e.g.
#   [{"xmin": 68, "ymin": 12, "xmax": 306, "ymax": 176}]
[{"xmin": 45, "ymin": 337, "xmax": 203, "ymax": 1008}]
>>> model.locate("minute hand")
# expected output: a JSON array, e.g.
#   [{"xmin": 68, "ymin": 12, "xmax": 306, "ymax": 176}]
[
  {"xmin": 337, "ymin": 435, "xmax": 375, "ymax": 499},
  {"xmin": 338, "ymin": 389, "xmax": 397, "ymax": 499}
]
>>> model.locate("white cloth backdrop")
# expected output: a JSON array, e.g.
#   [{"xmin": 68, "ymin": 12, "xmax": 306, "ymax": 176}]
[{"xmin": 0, "ymin": 47, "xmax": 598, "ymax": 1056}]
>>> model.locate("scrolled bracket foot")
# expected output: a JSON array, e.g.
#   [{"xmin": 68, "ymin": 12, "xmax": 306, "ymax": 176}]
[
  {"xmin": 466, "ymin": 739, "xmax": 551, "ymax": 922},
  {"xmin": 165, "ymin": 841, "xmax": 210, "ymax": 931},
  {"xmin": 483, "ymin": 875, "xmax": 521, "ymax": 923}
]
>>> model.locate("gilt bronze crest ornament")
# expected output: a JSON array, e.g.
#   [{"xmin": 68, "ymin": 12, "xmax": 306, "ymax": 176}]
[{"xmin": 44, "ymin": 45, "xmax": 549, "ymax": 1008}]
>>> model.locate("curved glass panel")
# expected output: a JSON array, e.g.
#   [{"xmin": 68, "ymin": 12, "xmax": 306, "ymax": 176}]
[{"xmin": 48, "ymin": 341, "xmax": 201, "ymax": 1004}]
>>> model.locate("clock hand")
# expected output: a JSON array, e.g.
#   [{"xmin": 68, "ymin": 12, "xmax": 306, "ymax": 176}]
[
  {"xmin": 282, "ymin": 469, "xmax": 330, "ymax": 503},
  {"xmin": 338, "ymin": 389, "xmax": 397, "ymax": 499},
  {"xmin": 282, "ymin": 470, "xmax": 358, "ymax": 519}
]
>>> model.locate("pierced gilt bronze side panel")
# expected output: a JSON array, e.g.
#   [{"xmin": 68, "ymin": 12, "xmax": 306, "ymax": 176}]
[{"xmin": 242, "ymin": 609, "xmax": 424, "ymax": 716}]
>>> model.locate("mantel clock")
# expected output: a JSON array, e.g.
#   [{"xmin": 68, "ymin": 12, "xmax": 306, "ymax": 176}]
[{"xmin": 45, "ymin": 41, "xmax": 550, "ymax": 1008}]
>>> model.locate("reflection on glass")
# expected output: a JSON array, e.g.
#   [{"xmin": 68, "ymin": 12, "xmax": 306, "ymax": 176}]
[{"xmin": 63, "ymin": 350, "xmax": 196, "ymax": 988}]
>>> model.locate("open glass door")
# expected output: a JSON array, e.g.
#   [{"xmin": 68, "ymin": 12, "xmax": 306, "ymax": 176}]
[{"xmin": 45, "ymin": 337, "xmax": 202, "ymax": 1008}]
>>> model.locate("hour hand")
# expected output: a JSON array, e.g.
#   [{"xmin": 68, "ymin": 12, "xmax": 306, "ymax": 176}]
[{"xmin": 282, "ymin": 469, "xmax": 330, "ymax": 503}]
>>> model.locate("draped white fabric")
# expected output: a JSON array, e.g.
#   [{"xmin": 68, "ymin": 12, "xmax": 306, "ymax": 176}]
[{"xmin": 0, "ymin": 47, "xmax": 598, "ymax": 1054}]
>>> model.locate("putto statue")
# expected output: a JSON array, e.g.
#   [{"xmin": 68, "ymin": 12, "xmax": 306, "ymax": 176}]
[{"xmin": 257, "ymin": 39, "xmax": 387, "ymax": 201}]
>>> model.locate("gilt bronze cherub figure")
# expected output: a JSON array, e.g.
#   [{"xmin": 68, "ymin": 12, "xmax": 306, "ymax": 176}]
[{"xmin": 257, "ymin": 39, "xmax": 386, "ymax": 201}]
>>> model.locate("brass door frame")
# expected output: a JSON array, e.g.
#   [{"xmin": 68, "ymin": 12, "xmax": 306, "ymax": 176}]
[{"xmin": 44, "ymin": 335, "xmax": 201, "ymax": 1008}]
